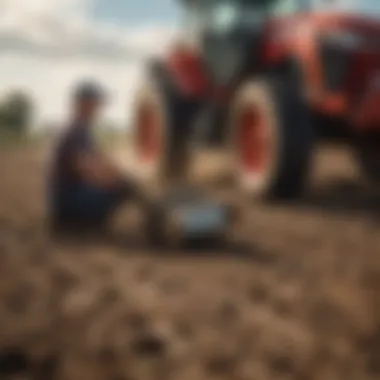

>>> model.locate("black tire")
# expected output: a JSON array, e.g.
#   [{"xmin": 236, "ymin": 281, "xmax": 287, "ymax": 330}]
[
  {"xmin": 144, "ymin": 202, "xmax": 175, "ymax": 248},
  {"xmin": 354, "ymin": 132, "xmax": 380, "ymax": 185},
  {"xmin": 229, "ymin": 77, "xmax": 315, "ymax": 200},
  {"xmin": 131, "ymin": 62, "xmax": 200, "ymax": 183},
  {"xmin": 197, "ymin": 104, "xmax": 229, "ymax": 148}
]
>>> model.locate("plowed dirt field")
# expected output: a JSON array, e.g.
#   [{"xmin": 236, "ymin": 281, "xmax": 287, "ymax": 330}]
[{"xmin": 0, "ymin": 143, "xmax": 379, "ymax": 380}]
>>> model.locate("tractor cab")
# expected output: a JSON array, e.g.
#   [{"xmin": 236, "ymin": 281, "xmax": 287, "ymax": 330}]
[{"xmin": 178, "ymin": 0, "xmax": 308, "ymax": 85}]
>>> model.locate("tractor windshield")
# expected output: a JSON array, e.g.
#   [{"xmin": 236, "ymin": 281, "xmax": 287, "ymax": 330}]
[
  {"xmin": 186, "ymin": 0, "xmax": 308, "ymax": 33},
  {"xmin": 201, "ymin": 0, "xmax": 283, "ymax": 33},
  {"xmin": 186, "ymin": 0, "xmax": 308, "ymax": 34},
  {"xmin": 195, "ymin": 1, "xmax": 261, "ymax": 34},
  {"xmin": 184, "ymin": 0, "xmax": 307, "ymax": 85},
  {"xmin": 314, "ymin": 0, "xmax": 380, "ymax": 17}
]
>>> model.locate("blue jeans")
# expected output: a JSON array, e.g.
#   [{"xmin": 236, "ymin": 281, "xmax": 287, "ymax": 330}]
[{"xmin": 51, "ymin": 184, "xmax": 130, "ymax": 229}]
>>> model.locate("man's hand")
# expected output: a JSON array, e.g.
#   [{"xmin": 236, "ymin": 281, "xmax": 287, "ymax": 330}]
[{"xmin": 74, "ymin": 151, "xmax": 125, "ymax": 188}]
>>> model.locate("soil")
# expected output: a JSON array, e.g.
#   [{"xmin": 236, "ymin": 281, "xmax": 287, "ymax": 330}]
[{"xmin": 0, "ymin": 143, "xmax": 379, "ymax": 380}]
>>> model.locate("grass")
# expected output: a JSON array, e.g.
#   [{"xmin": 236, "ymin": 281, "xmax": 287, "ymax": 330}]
[
  {"xmin": 0, "ymin": 126, "xmax": 131, "ymax": 152},
  {"xmin": 0, "ymin": 130, "xmax": 33, "ymax": 149}
]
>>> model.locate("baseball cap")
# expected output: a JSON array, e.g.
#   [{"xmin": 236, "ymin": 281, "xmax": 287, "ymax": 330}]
[{"xmin": 73, "ymin": 80, "xmax": 107, "ymax": 102}]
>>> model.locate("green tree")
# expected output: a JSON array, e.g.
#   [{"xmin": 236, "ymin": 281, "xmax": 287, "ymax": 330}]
[{"xmin": 0, "ymin": 91, "xmax": 34, "ymax": 136}]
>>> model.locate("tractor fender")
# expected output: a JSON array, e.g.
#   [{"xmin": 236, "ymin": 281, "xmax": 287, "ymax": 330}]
[
  {"xmin": 163, "ymin": 45, "xmax": 210, "ymax": 98},
  {"xmin": 263, "ymin": 16, "xmax": 323, "ymax": 104}
]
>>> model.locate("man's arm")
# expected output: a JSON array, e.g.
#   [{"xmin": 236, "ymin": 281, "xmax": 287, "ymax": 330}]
[
  {"xmin": 73, "ymin": 150, "xmax": 126, "ymax": 188},
  {"xmin": 61, "ymin": 127, "xmax": 127, "ymax": 189},
  {"xmin": 73, "ymin": 150, "xmax": 150, "ymax": 206}
]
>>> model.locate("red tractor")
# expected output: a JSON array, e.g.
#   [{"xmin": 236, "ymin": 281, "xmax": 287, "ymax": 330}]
[{"xmin": 131, "ymin": 0, "xmax": 380, "ymax": 200}]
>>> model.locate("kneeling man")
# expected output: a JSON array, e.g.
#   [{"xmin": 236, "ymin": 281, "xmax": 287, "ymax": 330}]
[{"xmin": 48, "ymin": 81, "xmax": 134, "ymax": 234}]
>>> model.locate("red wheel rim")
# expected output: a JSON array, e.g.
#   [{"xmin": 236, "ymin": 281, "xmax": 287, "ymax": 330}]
[
  {"xmin": 237, "ymin": 105, "xmax": 270, "ymax": 177},
  {"xmin": 136, "ymin": 101, "xmax": 161, "ymax": 164}
]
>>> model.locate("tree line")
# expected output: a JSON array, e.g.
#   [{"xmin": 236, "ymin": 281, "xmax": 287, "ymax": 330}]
[{"xmin": 0, "ymin": 91, "xmax": 34, "ymax": 138}]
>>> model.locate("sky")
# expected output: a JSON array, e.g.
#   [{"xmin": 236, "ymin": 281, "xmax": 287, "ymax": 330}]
[
  {"xmin": 2, "ymin": 1, "xmax": 379, "ymax": 129},
  {"xmin": 0, "ymin": 0, "xmax": 182, "ymax": 128}
]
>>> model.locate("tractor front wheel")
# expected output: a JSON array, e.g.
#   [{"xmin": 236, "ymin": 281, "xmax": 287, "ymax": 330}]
[
  {"xmin": 229, "ymin": 78, "xmax": 315, "ymax": 200},
  {"xmin": 132, "ymin": 65, "xmax": 199, "ymax": 184}
]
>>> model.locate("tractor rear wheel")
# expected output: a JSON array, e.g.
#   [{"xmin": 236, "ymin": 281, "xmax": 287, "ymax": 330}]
[
  {"xmin": 229, "ymin": 78, "xmax": 315, "ymax": 200},
  {"xmin": 132, "ymin": 64, "xmax": 200, "ymax": 183}
]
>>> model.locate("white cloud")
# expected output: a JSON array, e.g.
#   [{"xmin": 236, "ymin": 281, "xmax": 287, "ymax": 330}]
[{"xmin": 0, "ymin": 0, "xmax": 178, "ymax": 128}]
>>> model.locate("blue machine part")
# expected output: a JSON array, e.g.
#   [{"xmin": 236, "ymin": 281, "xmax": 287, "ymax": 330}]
[{"xmin": 176, "ymin": 203, "xmax": 227, "ymax": 236}]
